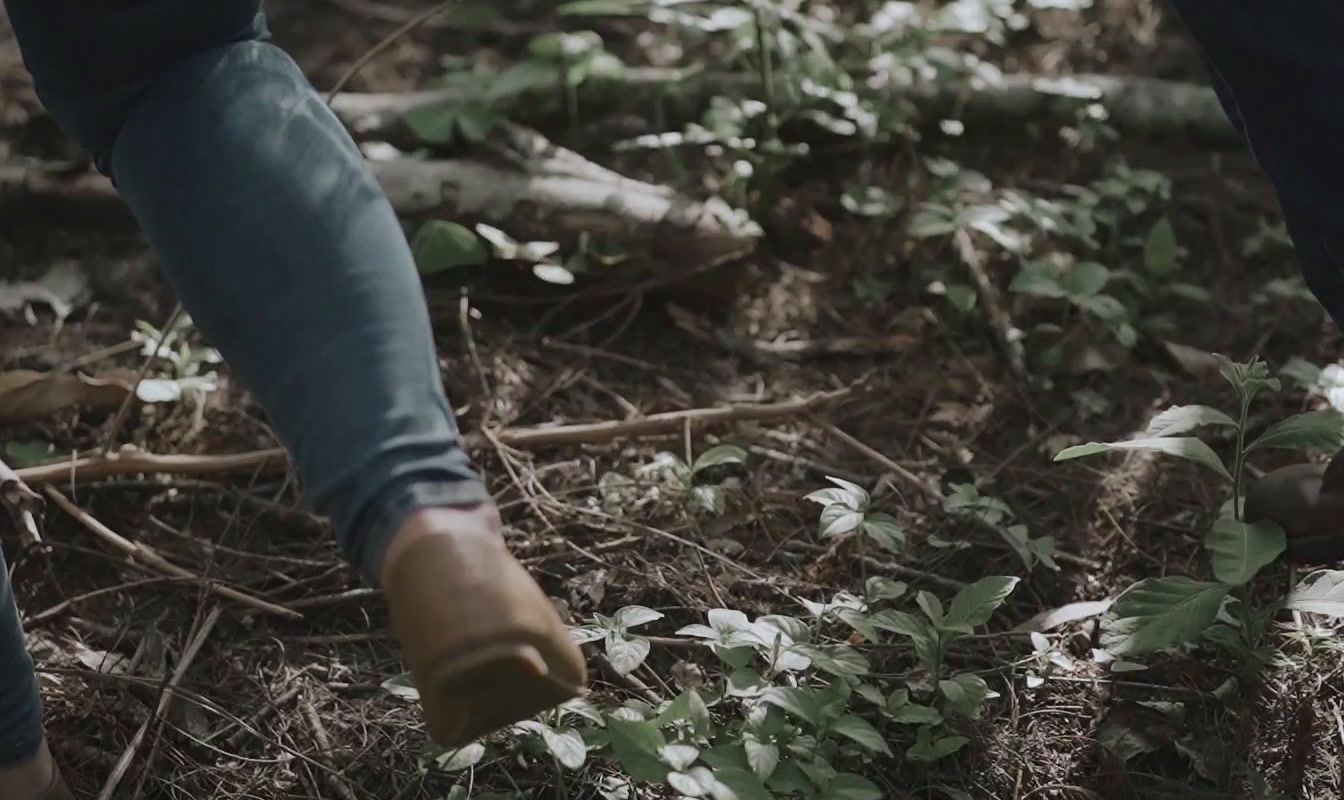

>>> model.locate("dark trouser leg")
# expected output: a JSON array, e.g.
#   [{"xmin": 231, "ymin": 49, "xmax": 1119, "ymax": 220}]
[
  {"xmin": 0, "ymin": 549, "xmax": 42, "ymax": 768},
  {"xmin": 1166, "ymin": 0, "xmax": 1344, "ymax": 328},
  {"xmin": 4, "ymin": 1, "xmax": 489, "ymax": 585}
]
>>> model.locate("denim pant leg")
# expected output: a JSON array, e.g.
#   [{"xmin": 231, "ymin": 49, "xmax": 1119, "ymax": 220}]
[
  {"xmin": 0, "ymin": 550, "xmax": 43, "ymax": 768},
  {"xmin": 5, "ymin": 2, "xmax": 490, "ymax": 585},
  {"xmin": 1165, "ymin": 0, "xmax": 1344, "ymax": 328}
]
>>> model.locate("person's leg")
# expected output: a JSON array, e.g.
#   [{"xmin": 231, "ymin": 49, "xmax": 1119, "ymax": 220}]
[
  {"xmin": 0, "ymin": 548, "xmax": 69, "ymax": 799},
  {"xmin": 5, "ymin": 0, "xmax": 584, "ymax": 749},
  {"xmin": 1166, "ymin": 0, "xmax": 1344, "ymax": 328},
  {"xmin": 1165, "ymin": 1, "xmax": 1344, "ymax": 553}
]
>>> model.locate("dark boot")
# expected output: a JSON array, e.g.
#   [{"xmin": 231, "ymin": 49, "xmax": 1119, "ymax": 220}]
[
  {"xmin": 1244, "ymin": 451, "xmax": 1344, "ymax": 563},
  {"xmin": 379, "ymin": 505, "xmax": 587, "ymax": 747},
  {"xmin": 0, "ymin": 739, "xmax": 75, "ymax": 800}
]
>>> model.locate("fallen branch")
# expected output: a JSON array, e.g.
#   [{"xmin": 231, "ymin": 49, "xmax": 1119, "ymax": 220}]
[
  {"xmin": 953, "ymin": 229, "xmax": 1028, "ymax": 384},
  {"xmin": 331, "ymin": 67, "xmax": 1236, "ymax": 146},
  {"xmin": 299, "ymin": 692, "xmax": 360, "ymax": 800},
  {"xmin": 17, "ymin": 448, "xmax": 288, "ymax": 486},
  {"xmin": 481, "ymin": 387, "xmax": 850, "ymax": 449},
  {"xmin": 3, "ymin": 121, "xmax": 758, "ymax": 274},
  {"xmin": 0, "ymin": 456, "xmax": 43, "ymax": 546},
  {"xmin": 97, "ymin": 605, "xmax": 221, "ymax": 800},
  {"xmin": 45, "ymin": 488, "xmax": 302, "ymax": 620}
]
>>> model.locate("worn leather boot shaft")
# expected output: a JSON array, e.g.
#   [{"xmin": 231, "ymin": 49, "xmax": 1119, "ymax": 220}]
[
  {"xmin": 380, "ymin": 506, "xmax": 586, "ymax": 746},
  {"xmin": 1245, "ymin": 447, "xmax": 1344, "ymax": 563},
  {"xmin": 0, "ymin": 740, "xmax": 75, "ymax": 800}
]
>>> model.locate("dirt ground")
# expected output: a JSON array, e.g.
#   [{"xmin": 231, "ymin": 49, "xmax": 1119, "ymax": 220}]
[{"xmin": 3, "ymin": 2, "xmax": 1343, "ymax": 799}]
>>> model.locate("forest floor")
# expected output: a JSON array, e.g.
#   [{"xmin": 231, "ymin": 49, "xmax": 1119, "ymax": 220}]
[{"xmin": 2, "ymin": 2, "xmax": 1343, "ymax": 799}]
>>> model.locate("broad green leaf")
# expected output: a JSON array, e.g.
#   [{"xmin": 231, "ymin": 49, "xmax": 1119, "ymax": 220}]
[
  {"xmin": 606, "ymin": 635, "xmax": 651, "ymax": 675},
  {"xmin": 692, "ymin": 445, "xmax": 748, "ymax": 475},
  {"xmin": 1204, "ymin": 516, "xmax": 1286, "ymax": 585},
  {"xmin": 1144, "ymin": 216, "xmax": 1179, "ymax": 274},
  {"xmin": 542, "ymin": 728, "xmax": 587, "ymax": 770},
  {"xmin": 945, "ymin": 576, "xmax": 1020, "ymax": 629},
  {"xmin": 1143, "ymin": 405, "xmax": 1237, "ymax": 438},
  {"xmin": 659, "ymin": 743, "xmax": 700, "ymax": 771},
  {"xmin": 403, "ymin": 105, "xmax": 459, "ymax": 144},
  {"xmin": 907, "ymin": 729, "xmax": 969, "ymax": 763},
  {"xmin": 890, "ymin": 703, "xmax": 942, "ymax": 725},
  {"xmin": 861, "ymin": 513, "xmax": 906, "ymax": 553},
  {"xmin": 805, "ymin": 488, "xmax": 861, "ymax": 509},
  {"xmin": 823, "ymin": 773, "xmax": 884, "ymax": 800},
  {"xmin": 828, "ymin": 715, "xmax": 892, "ymax": 756},
  {"xmin": 381, "ymin": 672, "xmax": 419, "ymax": 701},
  {"xmin": 714, "ymin": 766, "xmax": 773, "ymax": 800},
  {"xmin": 1009, "ymin": 262, "xmax": 1066, "ymax": 298},
  {"xmin": 568, "ymin": 625, "xmax": 605, "ymax": 645},
  {"xmin": 3, "ymin": 440, "xmax": 54, "ymax": 468},
  {"xmin": 939, "ymin": 673, "xmax": 993, "ymax": 719},
  {"xmin": 794, "ymin": 644, "xmax": 870, "ymax": 678},
  {"xmin": 1101, "ymin": 577, "xmax": 1229, "ymax": 655},
  {"xmin": 868, "ymin": 609, "xmax": 927, "ymax": 637},
  {"xmin": 1286, "ymin": 570, "xmax": 1344, "ymax": 616},
  {"xmin": 744, "ymin": 737, "xmax": 780, "ymax": 779},
  {"xmin": 1246, "ymin": 409, "xmax": 1344, "ymax": 454},
  {"xmin": 485, "ymin": 59, "xmax": 558, "ymax": 100},
  {"xmin": 916, "ymin": 591, "xmax": 945, "ymax": 627},
  {"xmin": 615, "ymin": 606, "xmax": 664, "ymax": 631},
  {"xmin": 866, "ymin": 577, "xmax": 907, "ymax": 601},
  {"xmin": 1062, "ymin": 261, "xmax": 1109, "ymax": 298},
  {"xmin": 820, "ymin": 505, "xmax": 865, "ymax": 537},
  {"xmin": 824, "ymin": 476, "xmax": 871, "ymax": 509},
  {"xmin": 1054, "ymin": 437, "xmax": 1231, "ymax": 482},
  {"xmin": 435, "ymin": 742, "xmax": 486, "ymax": 772},
  {"xmin": 411, "ymin": 221, "xmax": 488, "ymax": 275},
  {"xmin": 835, "ymin": 608, "xmax": 880, "ymax": 643},
  {"xmin": 945, "ymin": 284, "xmax": 978, "ymax": 312},
  {"xmin": 760, "ymin": 686, "xmax": 825, "ymax": 727},
  {"xmin": 606, "ymin": 719, "xmax": 668, "ymax": 782}
]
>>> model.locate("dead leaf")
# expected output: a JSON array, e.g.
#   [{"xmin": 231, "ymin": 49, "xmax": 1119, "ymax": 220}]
[{"xmin": 0, "ymin": 369, "xmax": 133, "ymax": 424}]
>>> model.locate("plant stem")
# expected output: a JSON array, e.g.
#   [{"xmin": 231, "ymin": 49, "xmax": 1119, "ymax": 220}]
[{"xmin": 1231, "ymin": 394, "xmax": 1251, "ymax": 518}]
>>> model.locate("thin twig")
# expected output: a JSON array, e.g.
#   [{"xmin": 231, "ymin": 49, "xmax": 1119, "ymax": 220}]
[
  {"xmin": 326, "ymin": 1, "xmax": 456, "ymax": 104},
  {"xmin": 952, "ymin": 230, "xmax": 1028, "ymax": 384},
  {"xmin": 222, "ymin": 685, "xmax": 302, "ymax": 748},
  {"xmin": 44, "ymin": 488, "xmax": 302, "ymax": 620},
  {"xmin": 102, "ymin": 303, "xmax": 182, "ymax": 457},
  {"xmin": 97, "ymin": 605, "xmax": 221, "ymax": 800},
  {"xmin": 300, "ymin": 692, "xmax": 360, "ymax": 800},
  {"xmin": 17, "ymin": 448, "xmax": 288, "ymax": 486}
]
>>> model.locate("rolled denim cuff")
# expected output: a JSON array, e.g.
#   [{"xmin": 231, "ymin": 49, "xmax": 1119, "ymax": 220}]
[{"xmin": 354, "ymin": 475, "xmax": 493, "ymax": 586}]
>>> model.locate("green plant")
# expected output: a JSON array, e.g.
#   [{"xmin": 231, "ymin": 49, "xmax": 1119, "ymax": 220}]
[
  {"xmin": 805, "ymin": 476, "xmax": 904, "ymax": 554},
  {"xmin": 130, "ymin": 316, "xmax": 221, "ymax": 404},
  {"xmin": 1055, "ymin": 355, "xmax": 1344, "ymax": 663},
  {"xmin": 942, "ymin": 483, "xmax": 1057, "ymax": 571}
]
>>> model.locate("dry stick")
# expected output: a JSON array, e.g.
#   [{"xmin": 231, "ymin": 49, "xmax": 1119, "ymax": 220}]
[
  {"xmin": 101, "ymin": 303, "xmax": 182, "ymax": 457},
  {"xmin": 98, "ymin": 605, "xmax": 221, "ymax": 800},
  {"xmin": 952, "ymin": 229, "xmax": 1029, "ymax": 385},
  {"xmin": 0, "ymin": 455, "xmax": 44, "ymax": 546},
  {"xmin": 300, "ymin": 693, "xmax": 360, "ymax": 800},
  {"xmin": 17, "ymin": 391, "xmax": 848, "ymax": 486},
  {"xmin": 44, "ymin": 488, "xmax": 302, "ymax": 620},
  {"xmin": 819, "ymin": 422, "xmax": 1100, "ymax": 570},
  {"xmin": 325, "ymin": 1, "xmax": 455, "ymax": 104},
  {"xmin": 222, "ymin": 685, "xmax": 302, "ymax": 748},
  {"xmin": 18, "ymin": 448, "xmax": 289, "ymax": 486}
]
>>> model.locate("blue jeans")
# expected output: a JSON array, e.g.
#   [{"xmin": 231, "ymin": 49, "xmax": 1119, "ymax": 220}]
[{"xmin": 1, "ymin": 0, "xmax": 488, "ymax": 766}]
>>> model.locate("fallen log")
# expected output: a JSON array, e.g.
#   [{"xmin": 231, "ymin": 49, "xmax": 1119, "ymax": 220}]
[
  {"xmin": 331, "ymin": 67, "xmax": 1236, "ymax": 146},
  {"xmin": 0, "ymin": 122, "xmax": 757, "ymax": 273}
]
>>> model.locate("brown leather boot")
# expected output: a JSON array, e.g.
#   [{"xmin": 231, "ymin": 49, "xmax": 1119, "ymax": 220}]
[
  {"xmin": 379, "ymin": 505, "xmax": 587, "ymax": 747},
  {"xmin": 1244, "ymin": 453, "xmax": 1344, "ymax": 563},
  {"xmin": 0, "ymin": 739, "xmax": 75, "ymax": 800}
]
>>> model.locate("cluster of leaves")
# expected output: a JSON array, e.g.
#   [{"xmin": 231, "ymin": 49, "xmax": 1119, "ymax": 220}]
[
  {"xmin": 130, "ymin": 316, "xmax": 222, "ymax": 405},
  {"xmin": 384, "ymin": 573, "xmax": 1022, "ymax": 798},
  {"xmin": 1056, "ymin": 356, "xmax": 1344, "ymax": 662}
]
